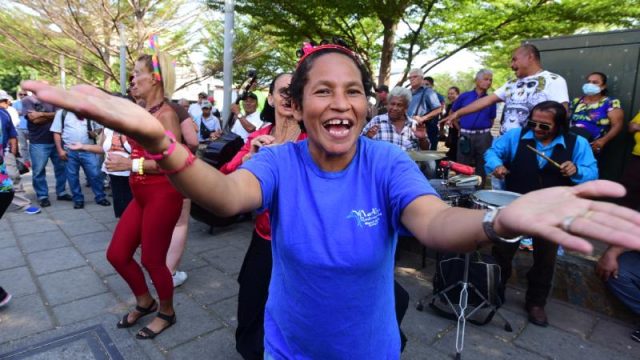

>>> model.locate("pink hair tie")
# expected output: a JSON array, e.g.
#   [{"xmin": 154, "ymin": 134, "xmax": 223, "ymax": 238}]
[{"xmin": 144, "ymin": 130, "xmax": 177, "ymax": 161}]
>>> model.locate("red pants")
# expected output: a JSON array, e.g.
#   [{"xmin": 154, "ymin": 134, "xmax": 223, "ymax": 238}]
[{"xmin": 106, "ymin": 177, "xmax": 183, "ymax": 301}]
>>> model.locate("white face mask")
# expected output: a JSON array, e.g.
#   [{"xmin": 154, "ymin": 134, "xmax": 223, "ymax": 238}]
[{"xmin": 582, "ymin": 83, "xmax": 601, "ymax": 96}]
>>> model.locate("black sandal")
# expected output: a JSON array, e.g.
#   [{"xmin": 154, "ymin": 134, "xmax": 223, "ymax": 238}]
[
  {"xmin": 136, "ymin": 312, "xmax": 177, "ymax": 340},
  {"xmin": 117, "ymin": 299, "xmax": 158, "ymax": 328}
]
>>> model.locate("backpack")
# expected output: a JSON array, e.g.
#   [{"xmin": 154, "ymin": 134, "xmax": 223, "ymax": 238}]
[{"xmin": 429, "ymin": 252, "xmax": 505, "ymax": 326}]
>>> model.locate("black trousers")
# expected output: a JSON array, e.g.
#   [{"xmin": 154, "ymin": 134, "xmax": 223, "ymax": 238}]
[
  {"xmin": 235, "ymin": 230, "xmax": 410, "ymax": 359},
  {"xmin": 108, "ymin": 174, "xmax": 132, "ymax": 218},
  {"xmin": 0, "ymin": 191, "xmax": 14, "ymax": 219},
  {"xmin": 492, "ymin": 237, "xmax": 558, "ymax": 307}
]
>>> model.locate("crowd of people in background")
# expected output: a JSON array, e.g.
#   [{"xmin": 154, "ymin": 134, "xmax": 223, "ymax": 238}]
[{"xmin": 0, "ymin": 40, "xmax": 639, "ymax": 360}]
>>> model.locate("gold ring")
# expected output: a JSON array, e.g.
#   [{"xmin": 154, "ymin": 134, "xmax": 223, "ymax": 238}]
[
  {"xmin": 561, "ymin": 216, "xmax": 577, "ymax": 232},
  {"xmin": 582, "ymin": 210, "xmax": 594, "ymax": 219}
]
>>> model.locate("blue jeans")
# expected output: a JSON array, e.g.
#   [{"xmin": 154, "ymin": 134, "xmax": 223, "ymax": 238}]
[
  {"xmin": 607, "ymin": 251, "xmax": 640, "ymax": 315},
  {"xmin": 66, "ymin": 149, "xmax": 106, "ymax": 203},
  {"xmin": 30, "ymin": 143, "xmax": 68, "ymax": 200}
]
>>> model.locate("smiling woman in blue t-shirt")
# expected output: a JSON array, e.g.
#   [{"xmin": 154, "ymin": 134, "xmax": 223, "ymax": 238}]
[{"xmin": 22, "ymin": 43, "xmax": 640, "ymax": 359}]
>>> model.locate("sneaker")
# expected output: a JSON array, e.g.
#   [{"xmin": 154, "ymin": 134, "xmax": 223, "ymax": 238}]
[
  {"xmin": 23, "ymin": 206, "xmax": 41, "ymax": 215},
  {"xmin": 632, "ymin": 328, "xmax": 640, "ymax": 343},
  {"xmin": 172, "ymin": 271, "xmax": 188, "ymax": 288},
  {"xmin": 0, "ymin": 288, "xmax": 11, "ymax": 308},
  {"xmin": 57, "ymin": 194, "xmax": 73, "ymax": 201},
  {"xmin": 39, "ymin": 199, "xmax": 51, "ymax": 207},
  {"xmin": 97, "ymin": 199, "xmax": 111, "ymax": 207}
]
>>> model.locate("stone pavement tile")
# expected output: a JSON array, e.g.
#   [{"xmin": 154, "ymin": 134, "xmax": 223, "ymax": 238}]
[
  {"xmin": 103, "ymin": 220, "xmax": 118, "ymax": 232},
  {"xmin": 185, "ymin": 266, "xmax": 239, "ymax": 306},
  {"xmin": 589, "ymin": 318, "xmax": 640, "ymax": 358},
  {"xmin": 85, "ymin": 251, "xmax": 116, "ymax": 277},
  {"xmin": 59, "ymin": 218, "xmax": 108, "ymax": 237},
  {"xmin": 27, "ymin": 246, "xmax": 87, "ymax": 275},
  {"xmin": 176, "ymin": 248, "xmax": 209, "ymax": 272},
  {"xmin": 17, "ymin": 229, "xmax": 71, "ymax": 253},
  {"xmin": 88, "ymin": 208, "xmax": 118, "ymax": 224},
  {"xmin": 39, "ymin": 266, "xmax": 108, "ymax": 306},
  {"xmin": 474, "ymin": 307, "xmax": 528, "ymax": 342},
  {"xmin": 0, "ymin": 246, "xmax": 25, "ymax": 270},
  {"xmin": 201, "ymin": 246, "xmax": 246, "ymax": 276},
  {"xmin": 146, "ymin": 293, "xmax": 225, "ymax": 350},
  {"xmin": 208, "ymin": 295, "xmax": 238, "ymax": 328},
  {"xmin": 167, "ymin": 327, "xmax": 241, "ymax": 359},
  {"xmin": 433, "ymin": 326, "xmax": 544, "ymax": 360},
  {"xmin": 185, "ymin": 231, "xmax": 232, "ymax": 254},
  {"xmin": 514, "ymin": 322, "xmax": 636, "ymax": 360},
  {"xmin": 0, "ymin": 231, "xmax": 16, "ymax": 250},
  {"xmin": 501, "ymin": 287, "xmax": 528, "ymax": 316},
  {"xmin": 70, "ymin": 231, "xmax": 113, "ymax": 255},
  {"xmin": 401, "ymin": 342, "xmax": 450, "ymax": 360},
  {"xmin": 0, "ymin": 293, "xmax": 54, "ymax": 344},
  {"xmin": 0, "ymin": 314, "xmax": 161, "ymax": 360},
  {"xmin": 0, "ymin": 267, "xmax": 37, "ymax": 298},
  {"xmin": 13, "ymin": 219, "xmax": 59, "ymax": 236},
  {"xmin": 52, "ymin": 293, "xmax": 119, "ymax": 326},
  {"xmin": 104, "ymin": 274, "xmax": 140, "ymax": 303},
  {"xmin": 402, "ymin": 304, "xmax": 456, "ymax": 345},
  {"xmin": 48, "ymin": 208, "xmax": 94, "ymax": 222},
  {"xmin": 545, "ymin": 300, "xmax": 597, "ymax": 338}
]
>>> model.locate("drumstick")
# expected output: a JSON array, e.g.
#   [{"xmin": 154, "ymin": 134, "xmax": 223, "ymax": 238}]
[{"xmin": 526, "ymin": 145, "xmax": 562, "ymax": 169}]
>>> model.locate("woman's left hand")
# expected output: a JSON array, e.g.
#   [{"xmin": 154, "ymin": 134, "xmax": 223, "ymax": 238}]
[
  {"xmin": 590, "ymin": 138, "xmax": 606, "ymax": 153},
  {"xmin": 495, "ymin": 180, "xmax": 640, "ymax": 254}
]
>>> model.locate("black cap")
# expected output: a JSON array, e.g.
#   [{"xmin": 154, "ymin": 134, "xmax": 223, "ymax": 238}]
[
  {"xmin": 375, "ymin": 85, "xmax": 389, "ymax": 93},
  {"xmin": 244, "ymin": 92, "xmax": 258, "ymax": 101}
]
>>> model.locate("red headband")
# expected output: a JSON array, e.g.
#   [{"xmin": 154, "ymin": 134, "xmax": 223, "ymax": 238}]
[{"xmin": 296, "ymin": 43, "xmax": 358, "ymax": 68}]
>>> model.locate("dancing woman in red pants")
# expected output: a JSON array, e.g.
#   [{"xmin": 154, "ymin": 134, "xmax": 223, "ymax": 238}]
[{"xmin": 106, "ymin": 51, "xmax": 183, "ymax": 340}]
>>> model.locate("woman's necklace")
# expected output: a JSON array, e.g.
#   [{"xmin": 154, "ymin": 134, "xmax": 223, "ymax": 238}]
[{"xmin": 147, "ymin": 100, "xmax": 165, "ymax": 114}]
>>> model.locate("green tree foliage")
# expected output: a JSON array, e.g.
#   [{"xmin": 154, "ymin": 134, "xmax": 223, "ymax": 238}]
[
  {"xmin": 201, "ymin": 17, "xmax": 298, "ymax": 87},
  {"xmin": 209, "ymin": 0, "xmax": 639, "ymax": 87},
  {"xmin": 0, "ymin": 1, "xmax": 194, "ymax": 90}
]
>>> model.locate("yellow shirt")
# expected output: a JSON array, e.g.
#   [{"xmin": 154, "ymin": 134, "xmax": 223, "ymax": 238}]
[{"xmin": 633, "ymin": 112, "xmax": 640, "ymax": 156}]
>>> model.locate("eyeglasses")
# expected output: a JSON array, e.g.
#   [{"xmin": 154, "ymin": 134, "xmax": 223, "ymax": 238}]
[
  {"xmin": 18, "ymin": 93, "xmax": 27, "ymax": 97},
  {"xmin": 526, "ymin": 120, "xmax": 552, "ymax": 131}
]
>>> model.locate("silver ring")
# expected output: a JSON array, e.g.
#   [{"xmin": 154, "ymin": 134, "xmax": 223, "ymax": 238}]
[{"xmin": 561, "ymin": 216, "xmax": 577, "ymax": 232}]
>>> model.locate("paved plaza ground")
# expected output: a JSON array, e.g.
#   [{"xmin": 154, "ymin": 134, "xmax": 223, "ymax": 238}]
[{"xmin": 0, "ymin": 168, "xmax": 639, "ymax": 359}]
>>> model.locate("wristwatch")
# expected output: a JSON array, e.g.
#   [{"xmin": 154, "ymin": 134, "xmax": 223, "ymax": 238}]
[{"xmin": 482, "ymin": 207, "xmax": 523, "ymax": 244}]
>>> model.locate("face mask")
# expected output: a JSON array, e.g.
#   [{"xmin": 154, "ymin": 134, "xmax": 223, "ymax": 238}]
[{"xmin": 582, "ymin": 83, "xmax": 601, "ymax": 96}]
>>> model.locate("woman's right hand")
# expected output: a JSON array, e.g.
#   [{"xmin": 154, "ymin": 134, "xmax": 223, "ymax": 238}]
[
  {"xmin": 250, "ymin": 135, "xmax": 276, "ymax": 155},
  {"xmin": 21, "ymin": 81, "xmax": 167, "ymax": 153},
  {"xmin": 105, "ymin": 152, "xmax": 132, "ymax": 172},
  {"xmin": 67, "ymin": 142, "xmax": 84, "ymax": 151}
]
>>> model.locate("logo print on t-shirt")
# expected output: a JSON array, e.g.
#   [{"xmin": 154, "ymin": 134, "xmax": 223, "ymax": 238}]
[{"xmin": 347, "ymin": 208, "xmax": 382, "ymax": 227}]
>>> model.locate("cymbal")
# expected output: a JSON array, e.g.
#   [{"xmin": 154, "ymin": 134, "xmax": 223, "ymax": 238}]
[{"xmin": 407, "ymin": 150, "xmax": 447, "ymax": 162}]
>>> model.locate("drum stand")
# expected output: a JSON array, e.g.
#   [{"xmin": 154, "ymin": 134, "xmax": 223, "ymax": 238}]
[{"xmin": 416, "ymin": 252, "xmax": 513, "ymax": 360}]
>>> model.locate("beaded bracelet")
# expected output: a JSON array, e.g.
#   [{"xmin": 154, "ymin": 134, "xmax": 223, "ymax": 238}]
[
  {"xmin": 158, "ymin": 144, "xmax": 197, "ymax": 175},
  {"xmin": 138, "ymin": 157, "xmax": 145, "ymax": 175},
  {"xmin": 144, "ymin": 131, "xmax": 178, "ymax": 161}
]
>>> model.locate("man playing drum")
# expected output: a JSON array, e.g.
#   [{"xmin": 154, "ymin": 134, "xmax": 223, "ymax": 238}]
[{"xmin": 484, "ymin": 100, "xmax": 598, "ymax": 327}]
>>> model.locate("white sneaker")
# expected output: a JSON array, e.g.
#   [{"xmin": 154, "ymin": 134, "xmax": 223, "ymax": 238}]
[{"xmin": 172, "ymin": 271, "xmax": 188, "ymax": 288}]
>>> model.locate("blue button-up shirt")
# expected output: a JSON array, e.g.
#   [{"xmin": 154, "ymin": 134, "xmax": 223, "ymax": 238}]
[
  {"xmin": 452, "ymin": 90, "xmax": 497, "ymax": 130},
  {"xmin": 484, "ymin": 128, "xmax": 598, "ymax": 184},
  {"xmin": 408, "ymin": 86, "xmax": 441, "ymax": 117}
]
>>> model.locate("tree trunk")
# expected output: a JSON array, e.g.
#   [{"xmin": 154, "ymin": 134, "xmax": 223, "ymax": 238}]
[{"xmin": 378, "ymin": 19, "xmax": 397, "ymax": 87}]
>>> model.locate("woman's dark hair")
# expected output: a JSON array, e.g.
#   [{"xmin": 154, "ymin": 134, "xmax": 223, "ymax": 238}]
[
  {"xmin": 529, "ymin": 100, "xmax": 569, "ymax": 135},
  {"xmin": 261, "ymin": 73, "xmax": 292, "ymax": 124},
  {"xmin": 448, "ymin": 86, "xmax": 460, "ymax": 95},
  {"xmin": 289, "ymin": 47, "xmax": 374, "ymax": 110},
  {"xmin": 587, "ymin": 71, "xmax": 608, "ymax": 96}
]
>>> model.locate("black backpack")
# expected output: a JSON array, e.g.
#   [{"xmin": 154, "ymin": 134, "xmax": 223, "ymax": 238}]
[{"xmin": 430, "ymin": 252, "xmax": 505, "ymax": 326}]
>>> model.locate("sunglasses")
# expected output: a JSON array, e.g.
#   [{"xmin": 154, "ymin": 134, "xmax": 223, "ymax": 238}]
[
  {"xmin": 18, "ymin": 93, "xmax": 27, "ymax": 97},
  {"xmin": 527, "ymin": 120, "xmax": 552, "ymax": 131}
]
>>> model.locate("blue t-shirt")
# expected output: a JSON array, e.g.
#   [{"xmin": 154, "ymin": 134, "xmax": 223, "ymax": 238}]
[
  {"xmin": 241, "ymin": 137, "xmax": 437, "ymax": 359},
  {"xmin": 452, "ymin": 90, "xmax": 497, "ymax": 130},
  {"xmin": 0, "ymin": 109, "xmax": 17, "ymax": 151}
]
